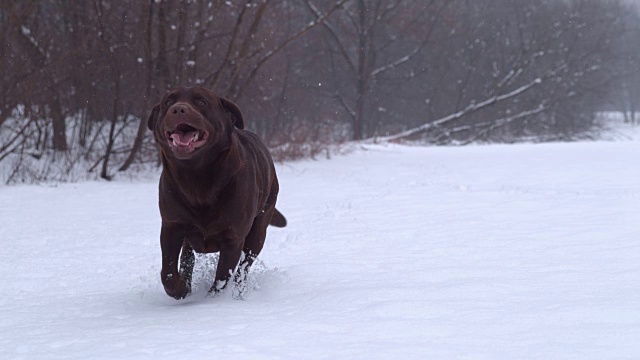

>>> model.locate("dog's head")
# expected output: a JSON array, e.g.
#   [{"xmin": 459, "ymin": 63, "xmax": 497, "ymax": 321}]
[{"xmin": 147, "ymin": 86, "xmax": 244, "ymax": 160}]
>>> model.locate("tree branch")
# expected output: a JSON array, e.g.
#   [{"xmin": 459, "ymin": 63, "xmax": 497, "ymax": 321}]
[
  {"xmin": 235, "ymin": 0, "xmax": 349, "ymax": 100},
  {"xmin": 371, "ymin": 76, "xmax": 542, "ymax": 142},
  {"xmin": 370, "ymin": 1, "xmax": 449, "ymax": 78}
]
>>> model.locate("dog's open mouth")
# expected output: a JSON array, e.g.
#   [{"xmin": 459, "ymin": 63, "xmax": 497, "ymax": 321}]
[{"xmin": 165, "ymin": 123, "xmax": 208, "ymax": 154}]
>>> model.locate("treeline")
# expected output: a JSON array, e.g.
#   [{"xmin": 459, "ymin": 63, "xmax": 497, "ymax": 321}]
[{"xmin": 1, "ymin": 0, "xmax": 639, "ymax": 182}]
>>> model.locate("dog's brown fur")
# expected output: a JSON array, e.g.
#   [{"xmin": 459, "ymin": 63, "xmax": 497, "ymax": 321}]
[{"xmin": 147, "ymin": 86, "xmax": 285, "ymax": 299}]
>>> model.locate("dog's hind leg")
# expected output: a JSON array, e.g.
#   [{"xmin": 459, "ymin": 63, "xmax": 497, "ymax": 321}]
[
  {"xmin": 209, "ymin": 241, "xmax": 243, "ymax": 295},
  {"xmin": 233, "ymin": 209, "xmax": 272, "ymax": 299},
  {"xmin": 179, "ymin": 242, "xmax": 195, "ymax": 290}
]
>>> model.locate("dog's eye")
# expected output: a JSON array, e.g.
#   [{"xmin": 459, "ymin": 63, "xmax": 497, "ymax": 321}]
[
  {"xmin": 195, "ymin": 99, "xmax": 206, "ymax": 106},
  {"xmin": 165, "ymin": 99, "xmax": 174, "ymax": 106}
]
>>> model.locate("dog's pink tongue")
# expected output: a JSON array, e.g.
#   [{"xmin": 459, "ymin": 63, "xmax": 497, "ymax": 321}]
[{"xmin": 170, "ymin": 131, "xmax": 197, "ymax": 146}]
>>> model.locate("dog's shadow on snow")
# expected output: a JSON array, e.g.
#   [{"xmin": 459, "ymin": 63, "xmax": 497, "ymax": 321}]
[{"xmin": 133, "ymin": 254, "xmax": 288, "ymax": 307}]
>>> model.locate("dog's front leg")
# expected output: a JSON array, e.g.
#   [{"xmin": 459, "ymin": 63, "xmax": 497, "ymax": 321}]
[
  {"xmin": 209, "ymin": 242, "xmax": 243, "ymax": 294},
  {"xmin": 160, "ymin": 222, "xmax": 191, "ymax": 299}
]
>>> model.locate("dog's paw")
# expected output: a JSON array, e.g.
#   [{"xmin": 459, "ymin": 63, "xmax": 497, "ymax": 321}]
[
  {"xmin": 232, "ymin": 281, "xmax": 248, "ymax": 300},
  {"xmin": 162, "ymin": 274, "xmax": 191, "ymax": 300},
  {"xmin": 208, "ymin": 279, "xmax": 228, "ymax": 296}
]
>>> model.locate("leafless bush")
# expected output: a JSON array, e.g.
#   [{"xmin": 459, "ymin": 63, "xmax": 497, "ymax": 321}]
[
  {"xmin": 268, "ymin": 118, "xmax": 349, "ymax": 162},
  {"xmin": 0, "ymin": 112, "xmax": 157, "ymax": 184}
]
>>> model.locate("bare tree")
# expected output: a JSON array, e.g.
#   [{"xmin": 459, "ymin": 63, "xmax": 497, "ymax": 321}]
[{"xmin": 305, "ymin": 0, "xmax": 450, "ymax": 140}]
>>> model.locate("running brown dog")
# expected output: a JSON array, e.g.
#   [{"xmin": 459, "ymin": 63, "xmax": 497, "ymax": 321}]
[{"xmin": 147, "ymin": 86, "xmax": 286, "ymax": 300}]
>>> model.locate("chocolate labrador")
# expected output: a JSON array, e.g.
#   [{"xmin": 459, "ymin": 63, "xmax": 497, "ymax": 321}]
[{"xmin": 147, "ymin": 86, "xmax": 286, "ymax": 300}]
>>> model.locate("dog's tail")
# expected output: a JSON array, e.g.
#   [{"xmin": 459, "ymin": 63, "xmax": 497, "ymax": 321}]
[{"xmin": 269, "ymin": 208, "xmax": 287, "ymax": 227}]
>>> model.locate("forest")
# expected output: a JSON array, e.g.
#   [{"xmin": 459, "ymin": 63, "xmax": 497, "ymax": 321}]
[{"xmin": 1, "ymin": 0, "xmax": 639, "ymax": 182}]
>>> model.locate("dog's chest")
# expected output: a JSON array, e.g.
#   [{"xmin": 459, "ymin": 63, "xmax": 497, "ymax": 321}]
[
  {"xmin": 185, "ymin": 232, "xmax": 222, "ymax": 253},
  {"xmin": 162, "ymin": 193, "xmax": 253, "ymax": 240},
  {"xmin": 185, "ymin": 210, "xmax": 250, "ymax": 253},
  {"xmin": 168, "ymin": 200, "xmax": 230, "ymax": 230}
]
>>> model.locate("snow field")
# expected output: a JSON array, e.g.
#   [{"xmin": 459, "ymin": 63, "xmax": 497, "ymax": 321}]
[{"xmin": 1, "ymin": 126, "xmax": 640, "ymax": 359}]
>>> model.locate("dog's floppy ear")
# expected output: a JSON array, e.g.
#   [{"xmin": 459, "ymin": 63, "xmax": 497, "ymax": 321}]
[
  {"xmin": 147, "ymin": 103, "xmax": 160, "ymax": 131},
  {"xmin": 220, "ymin": 97, "xmax": 245, "ymax": 130}
]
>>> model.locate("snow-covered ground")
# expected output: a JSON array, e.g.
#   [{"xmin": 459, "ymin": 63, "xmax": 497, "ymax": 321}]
[{"xmin": 1, "ymin": 125, "xmax": 639, "ymax": 359}]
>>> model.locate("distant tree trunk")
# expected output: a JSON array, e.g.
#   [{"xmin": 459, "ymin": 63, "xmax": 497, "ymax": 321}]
[
  {"xmin": 119, "ymin": 0, "xmax": 155, "ymax": 172},
  {"xmin": 50, "ymin": 99, "xmax": 68, "ymax": 151},
  {"xmin": 11, "ymin": 6, "xmax": 68, "ymax": 151},
  {"xmin": 353, "ymin": 91, "xmax": 365, "ymax": 141},
  {"xmin": 352, "ymin": 0, "xmax": 369, "ymax": 141},
  {"xmin": 155, "ymin": 0, "xmax": 171, "ymax": 90},
  {"xmin": 101, "ymin": 80, "xmax": 119, "ymax": 180},
  {"xmin": 173, "ymin": 0, "xmax": 188, "ymax": 84},
  {"xmin": 226, "ymin": 1, "xmax": 269, "ymax": 98},
  {"xmin": 629, "ymin": 85, "xmax": 637, "ymax": 126}
]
